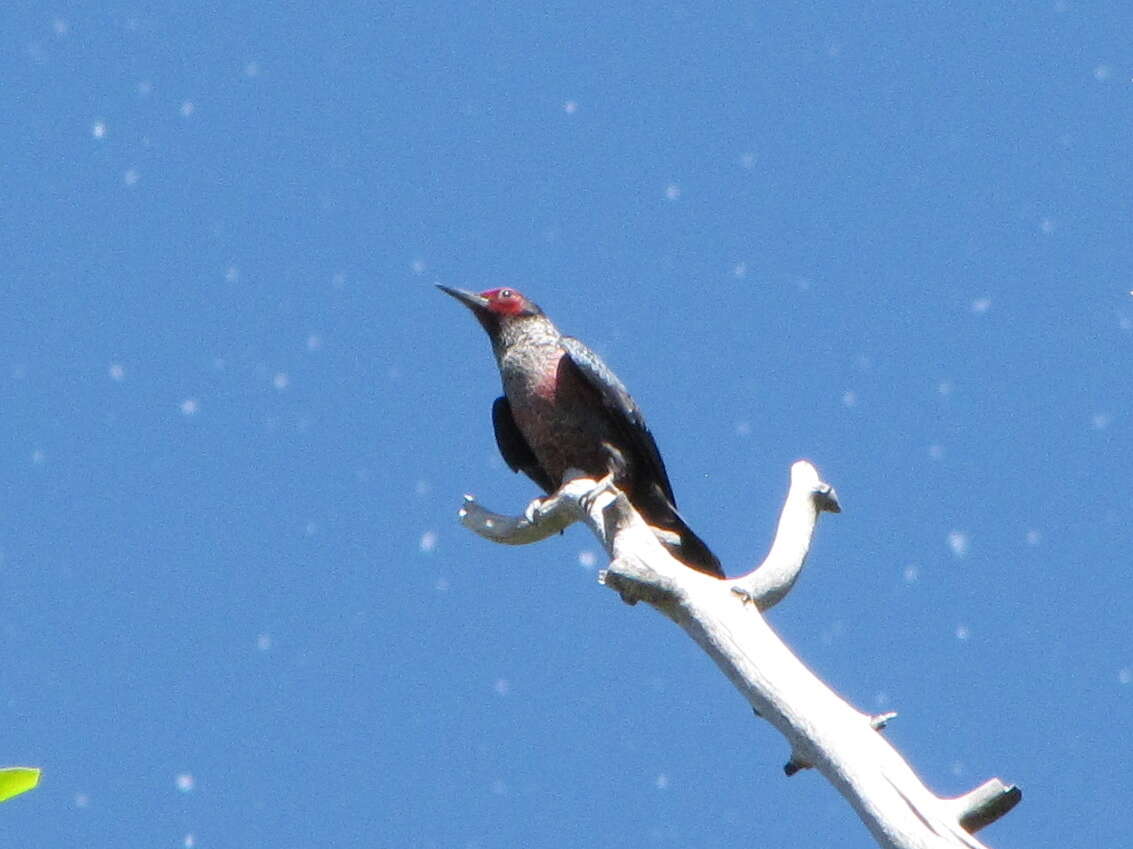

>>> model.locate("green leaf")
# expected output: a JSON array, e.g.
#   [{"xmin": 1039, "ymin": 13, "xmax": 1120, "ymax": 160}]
[{"xmin": 0, "ymin": 768, "xmax": 41, "ymax": 803}]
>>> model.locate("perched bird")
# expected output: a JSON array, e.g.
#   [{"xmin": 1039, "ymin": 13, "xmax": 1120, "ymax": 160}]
[{"xmin": 438, "ymin": 285, "xmax": 724, "ymax": 578}]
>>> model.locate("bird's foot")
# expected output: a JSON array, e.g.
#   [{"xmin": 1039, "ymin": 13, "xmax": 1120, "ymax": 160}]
[
  {"xmin": 578, "ymin": 470, "xmax": 619, "ymax": 517},
  {"xmin": 522, "ymin": 495, "xmax": 550, "ymax": 525}
]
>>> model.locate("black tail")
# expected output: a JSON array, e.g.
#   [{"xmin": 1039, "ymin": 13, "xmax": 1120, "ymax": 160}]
[
  {"xmin": 637, "ymin": 485, "xmax": 725, "ymax": 578},
  {"xmin": 669, "ymin": 516, "xmax": 724, "ymax": 578}
]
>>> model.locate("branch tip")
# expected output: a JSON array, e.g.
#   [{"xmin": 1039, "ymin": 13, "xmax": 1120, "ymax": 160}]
[
  {"xmin": 814, "ymin": 482, "xmax": 842, "ymax": 514},
  {"xmin": 729, "ymin": 460, "xmax": 839, "ymax": 610},
  {"xmin": 951, "ymin": 779, "xmax": 1023, "ymax": 834},
  {"xmin": 870, "ymin": 711, "xmax": 898, "ymax": 730},
  {"xmin": 730, "ymin": 585, "xmax": 756, "ymax": 606},
  {"xmin": 784, "ymin": 758, "xmax": 811, "ymax": 776}
]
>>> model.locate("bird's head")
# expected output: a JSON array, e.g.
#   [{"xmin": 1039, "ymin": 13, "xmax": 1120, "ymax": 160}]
[{"xmin": 436, "ymin": 285, "xmax": 543, "ymax": 333}]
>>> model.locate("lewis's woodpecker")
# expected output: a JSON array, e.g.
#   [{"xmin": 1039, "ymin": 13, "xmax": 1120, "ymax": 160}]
[{"xmin": 439, "ymin": 285, "xmax": 724, "ymax": 578}]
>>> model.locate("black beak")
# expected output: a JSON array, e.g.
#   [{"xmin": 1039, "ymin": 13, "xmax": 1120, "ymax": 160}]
[{"xmin": 436, "ymin": 285, "xmax": 490, "ymax": 313}]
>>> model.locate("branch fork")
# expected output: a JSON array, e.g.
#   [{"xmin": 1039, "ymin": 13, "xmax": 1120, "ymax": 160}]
[{"xmin": 455, "ymin": 461, "xmax": 1020, "ymax": 849}]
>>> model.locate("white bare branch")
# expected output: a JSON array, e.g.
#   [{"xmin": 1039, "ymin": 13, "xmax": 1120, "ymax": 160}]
[
  {"xmin": 453, "ymin": 465, "xmax": 1020, "ymax": 849},
  {"xmin": 731, "ymin": 460, "xmax": 841, "ymax": 610}
]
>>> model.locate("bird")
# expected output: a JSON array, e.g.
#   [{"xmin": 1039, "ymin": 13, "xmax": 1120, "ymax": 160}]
[{"xmin": 438, "ymin": 284, "xmax": 724, "ymax": 578}]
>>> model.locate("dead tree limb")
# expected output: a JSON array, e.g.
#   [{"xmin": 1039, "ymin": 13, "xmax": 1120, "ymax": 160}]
[{"xmin": 457, "ymin": 461, "xmax": 1021, "ymax": 849}]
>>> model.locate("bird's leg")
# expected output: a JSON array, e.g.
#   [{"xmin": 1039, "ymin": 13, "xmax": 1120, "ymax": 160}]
[{"xmin": 574, "ymin": 444, "xmax": 630, "ymax": 517}]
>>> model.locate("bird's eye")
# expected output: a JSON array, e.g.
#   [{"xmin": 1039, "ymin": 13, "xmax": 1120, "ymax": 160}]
[{"xmin": 500, "ymin": 289, "xmax": 514, "ymax": 299}]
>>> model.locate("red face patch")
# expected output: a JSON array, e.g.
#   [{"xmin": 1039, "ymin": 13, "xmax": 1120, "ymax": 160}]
[{"xmin": 480, "ymin": 287, "xmax": 528, "ymax": 316}]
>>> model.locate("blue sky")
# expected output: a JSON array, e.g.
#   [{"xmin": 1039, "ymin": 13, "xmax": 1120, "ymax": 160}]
[{"xmin": 3, "ymin": 3, "xmax": 1130, "ymax": 847}]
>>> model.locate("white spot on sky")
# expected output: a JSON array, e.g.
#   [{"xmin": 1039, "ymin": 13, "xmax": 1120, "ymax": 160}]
[
  {"xmin": 955, "ymin": 624, "xmax": 971, "ymax": 641},
  {"xmin": 175, "ymin": 773, "xmax": 195, "ymax": 793},
  {"xmin": 1094, "ymin": 65, "xmax": 1112, "ymax": 81},
  {"xmin": 123, "ymin": 168, "xmax": 140, "ymax": 187},
  {"xmin": 665, "ymin": 183, "xmax": 681, "ymax": 200},
  {"xmin": 820, "ymin": 619, "xmax": 845, "ymax": 646},
  {"xmin": 91, "ymin": 121, "xmax": 106, "ymax": 140},
  {"xmin": 255, "ymin": 633, "xmax": 272, "ymax": 651},
  {"xmin": 25, "ymin": 42, "xmax": 47, "ymax": 65},
  {"xmin": 419, "ymin": 530, "xmax": 438, "ymax": 553},
  {"xmin": 434, "ymin": 576, "xmax": 450, "ymax": 592},
  {"xmin": 183, "ymin": 834, "xmax": 196, "ymax": 849},
  {"xmin": 739, "ymin": 152, "xmax": 757, "ymax": 170},
  {"xmin": 1039, "ymin": 218, "xmax": 1056, "ymax": 234},
  {"xmin": 410, "ymin": 259, "xmax": 427, "ymax": 274},
  {"xmin": 52, "ymin": 18, "xmax": 69, "ymax": 36},
  {"xmin": 937, "ymin": 380, "xmax": 953, "ymax": 396},
  {"xmin": 1091, "ymin": 412, "xmax": 1112, "ymax": 430},
  {"xmin": 1119, "ymin": 667, "xmax": 1132, "ymax": 685},
  {"xmin": 224, "ymin": 266, "xmax": 239, "ymax": 283},
  {"xmin": 1025, "ymin": 529, "xmax": 1042, "ymax": 546},
  {"xmin": 108, "ymin": 363, "xmax": 125, "ymax": 381},
  {"xmin": 970, "ymin": 297, "xmax": 991, "ymax": 314},
  {"xmin": 74, "ymin": 793, "xmax": 90, "ymax": 808},
  {"xmin": 304, "ymin": 521, "xmax": 317, "ymax": 536},
  {"xmin": 272, "ymin": 372, "xmax": 289, "ymax": 391},
  {"xmin": 655, "ymin": 773, "xmax": 669, "ymax": 790},
  {"xmin": 903, "ymin": 564, "xmax": 919, "ymax": 583},
  {"xmin": 947, "ymin": 531, "xmax": 969, "ymax": 558},
  {"xmin": 306, "ymin": 334, "xmax": 322, "ymax": 351},
  {"xmin": 578, "ymin": 550, "xmax": 597, "ymax": 570},
  {"xmin": 179, "ymin": 101, "xmax": 195, "ymax": 118},
  {"xmin": 732, "ymin": 262, "xmax": 748, "ymax": 278},
  {"xmin": 31, "ymin": 449, "xmax": 46, "ymax": 465},
  {"xmin": 563, "ymin": 100, "xmax": 578, "ymax": 114},
  {"xmin": 735, "ymin": 420, "xmax": 752, "ymax": 437},
  {"xmin": 179, "ymin": 399, "xmax": 200, "ymax": 416},
  {"xmin": 244, "ymin": 61, "xmax": 261, "ymax": 78},
  {"xmin": 841, "ymin": 390, "xmax": 857, "ymax": 408},
  {"xmin": 493, "ymin": 678, "xmax": 510, "ymax": 696},
  {"xmin": 928, "ymin": 443, "xmax": 945, "ymax": 460}
]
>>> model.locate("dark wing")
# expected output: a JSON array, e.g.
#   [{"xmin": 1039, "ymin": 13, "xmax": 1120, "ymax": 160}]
[
  {"xmin": 491, "ymin": 396, "xmax": 556, "ymax": 493},
  {"xmin": 560, "ymin": 336, "xmax": 677, "ymax": 505}
]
